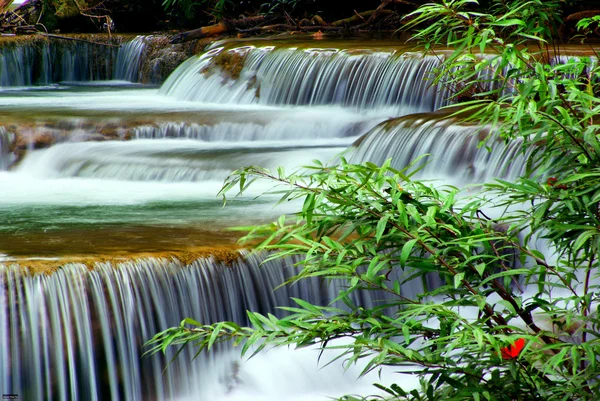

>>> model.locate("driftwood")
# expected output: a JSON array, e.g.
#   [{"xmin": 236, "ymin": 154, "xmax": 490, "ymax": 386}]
[
  {"xmin": 171, "ymin": 15, "xmax": 267, "ymax": 43},
  {"xmin": 0, "ymin": 0, "xmax": 44, "ymax": 34},
  {"xmin": 170, "ymin": 0, "xmax": 423, "ymax": 43},
  {"xmin": 170, "ymin": 22, "xmax": 229, "ymax": 43}
]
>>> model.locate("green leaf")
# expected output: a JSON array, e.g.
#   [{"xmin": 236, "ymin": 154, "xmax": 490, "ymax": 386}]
[
  {"xmin": 454, "ymin": 272, "xmax": 465, "ymax": 289},
  {"xmin": 491, "ymin": 18, "xmax": 525, "ymax": 27},
  {"xmin": 400, "ymin": 239, "xmax": 418, "ymax": 267},
  {"xmin": 207, "ymin": 322, "xmax": 224, "ymax": 350},
  {"xmin": 573, "ymin": 229, "xmax": 596, "ymax": 252},
  {"xmin": 375, "ymin": 214, "xmax": 390, "ymax": 243},
  {"xmin": 475, "ymin": 263, "xmax": 486, "ymax": 277}
]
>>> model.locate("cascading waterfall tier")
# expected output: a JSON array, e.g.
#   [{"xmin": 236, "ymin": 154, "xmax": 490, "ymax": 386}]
[
  {"xmin": 0, "ymin": 35, "xmax": 179, "ymax": 86},
  {"xmin": 0, "ymin": 104, "xmax": 377, "ymax": 170},
  {"xmin": 160, "ymin": 45, "xmax": 453, "ymax": 113},
  {"xmin": 14, "ymin": 139, "xmax": 345, "ymax": 183},
  {"xmin": 0, "ymin": 35, "xmax": 120, "ymax": 86},
  {"xmin": 131, "ymin": 118, "xmax": 369, "ymax": 142},
  {"xmin": 4, "ymin": 39, "xmax": 589, "ymax": 401},
  {"xmin": 113, "ymin": 35, "xmax": 147, "ymax": 82},
  {"xmin": 0, "ymin": 252, "xmax": 438, "ymax": 401},
  {"xmin": 350, "ymin": 113, "xmax": 529, "ymax": 184},
  {"xmin": 159, "ymin": 43, "xmax": 600, "ymax": 115}
]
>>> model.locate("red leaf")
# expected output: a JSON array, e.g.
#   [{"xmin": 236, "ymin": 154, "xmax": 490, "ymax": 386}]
[{"xmin": 500, "ymin": 338, "xmax": 525, "ymax": 360}]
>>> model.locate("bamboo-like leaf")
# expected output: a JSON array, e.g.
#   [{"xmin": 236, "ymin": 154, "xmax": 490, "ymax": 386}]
[{"xmin": 400, "ymin": 239, "xmax": 418, "ymax": 267}]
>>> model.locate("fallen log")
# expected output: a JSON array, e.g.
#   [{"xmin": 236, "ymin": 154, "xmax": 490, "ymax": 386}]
[
  {"xmin": 171, "ymin": 15, "xmax": 267, "ymax": 44},
  {"xmin": 170, "ymin": 22, "xmax": 229, "ymax": 43}
]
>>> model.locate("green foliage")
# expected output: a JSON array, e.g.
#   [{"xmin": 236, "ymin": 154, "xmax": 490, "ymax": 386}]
[
  {"xmin": 49, "ymin": 0, "xmax": 95, "ymax": 19},
  {"xmin": 576, "ymin": 15, "xmax": 600, "ymax": 38},
  {"xmin": 146, "ymin": 0, "xmax": 600, "ymax": 400}
]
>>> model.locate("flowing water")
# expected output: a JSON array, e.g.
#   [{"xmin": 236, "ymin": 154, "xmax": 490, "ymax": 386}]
[
  {"xmin": 0, "ymin": 37, "xmax": 537, "ymax": 400},
  {"xmin": 349, "ymin": 113, "xmax": 530, "ymax": 184},
  {"xmin": 160, "ymin": 43, "xmax": 452, "ymax": 113}
]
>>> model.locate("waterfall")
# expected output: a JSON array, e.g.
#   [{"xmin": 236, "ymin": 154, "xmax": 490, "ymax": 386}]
[
  {"xmin": 0, "ymin": 42, "xmax": 36, "ymax": 86},
  {"xmin": 0, "ymin": 127, "xmax": 15, "ymax": 170},
  {"xmin": 0, "ymin": 36, "xmax": 118, "ymax": 86},
  {"xmin": 350, "ymin": 114, "xmax": 529, "ymax": 184},
  {"xmin": 0, "ymin": 35, "xmax": 151, "ymax": 86},
  {"xmin": 160, "ymin": 46, "xmax": 452, "ymax": 113},
  {"xmin": 131, "ymin": 115, "xmax": 371, "ymax": 142},
  {"xmin": 1, "ymin": 37, "xmax": 570, "ymax": 401},
  {"xmin": 114, "ymin": 36, "xmax": 147, "ymax": 82},
  {"xmin": 0, "ymin": 252, "xmax": 433, "ymax": 400}
]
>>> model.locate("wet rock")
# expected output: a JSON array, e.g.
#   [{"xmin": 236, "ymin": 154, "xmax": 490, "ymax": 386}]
[{"xmin": 138, "ymin": 35, "xmax": 195, "ymax": 84}]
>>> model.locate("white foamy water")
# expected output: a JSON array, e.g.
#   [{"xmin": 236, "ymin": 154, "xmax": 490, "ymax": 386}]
[
  {"xmin": 175, "ymin": 344, "xmax": 417, "ymax": 401},
  {"xmin": 0, "ymin": 139, "xmax": 345, "ymax": 206},
  {"xmin": 0, "ymin": 86, "xmax": 391, "ymax": 119}
]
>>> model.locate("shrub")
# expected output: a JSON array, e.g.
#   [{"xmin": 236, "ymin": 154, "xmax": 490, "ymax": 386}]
[{"xmin": 147, "ymin": 1, "xmax": 600, "ymax": 399}]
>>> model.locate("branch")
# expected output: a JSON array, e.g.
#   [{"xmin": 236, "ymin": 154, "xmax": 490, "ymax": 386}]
[
  {"xmin": 37, "ymin": 32, "xmax": 120, "ymax": 47},
  {"xmin": 171, "ymin": 15, "xmax": 267, "ymax": 43}
]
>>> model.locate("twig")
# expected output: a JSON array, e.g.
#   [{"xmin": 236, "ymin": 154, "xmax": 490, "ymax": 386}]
[
  {"xmin": 353, "ymin": 9, "xmax": 367, "ymax": 23},
  {"xmin": 37, "ymin": 32, "xmax": 120, "ymax": 48},
  {"xmin": 71, "ymin": 0, "xmax": 113, "ymax": 38}
]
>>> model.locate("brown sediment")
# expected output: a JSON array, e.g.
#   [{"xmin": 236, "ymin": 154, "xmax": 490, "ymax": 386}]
[
  {"xmin": 0, "ymin": 223, "xmax": 245, "ymax": 255},
  {"xmin": 165, "ymin": 246, "xmax": 243, "ymax": 266},
  {"xmin": 7, "ymin": 243, "xmax": 245, "ymax": 276}
]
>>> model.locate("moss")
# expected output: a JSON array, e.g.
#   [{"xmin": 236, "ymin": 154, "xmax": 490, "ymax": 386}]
[
  {"xmin": 137, "ymin": 36, "xmax": 195, "ymax": 84},
  {"xmin": 172, "ymin": 247, "xmax": 243, "ymax": 266},
  {"xmin": 200, "ymin": 47, "xmax": 252, "ymax": 81}
]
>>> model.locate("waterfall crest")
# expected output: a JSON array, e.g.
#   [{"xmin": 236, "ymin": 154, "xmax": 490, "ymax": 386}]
[
  {"xmin": 0, "ymin": 252, "xmax": 432, "ymax": 401},
  {"xmin": 160, "ymin": 46, "xmax": 451, "ymax": 113},
  {"xmin": 350, "ymin": 113, "xmax": 529, "ymax": 184},
  {"xmin": 111, "ymin": 35, "xmax": 147, "ymax": 82}
]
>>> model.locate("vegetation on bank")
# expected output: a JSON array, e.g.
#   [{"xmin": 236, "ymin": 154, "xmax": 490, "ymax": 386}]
[
  {"xmin": 145, "ymin": 0, "xmax": 600, "ymax": 400},
  {"xmin": 1, "ymin": 0, "xmax": 599, "ymax": 40}
]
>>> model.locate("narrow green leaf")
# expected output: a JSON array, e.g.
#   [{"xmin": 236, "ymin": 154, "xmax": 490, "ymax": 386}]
[
  {"xmin": 400, "ymin": 239, "xmax": 418, "ymax": 267},
  {"xmin": 454, "ymin": 272, "xmax": 465, "ymax": 289}
]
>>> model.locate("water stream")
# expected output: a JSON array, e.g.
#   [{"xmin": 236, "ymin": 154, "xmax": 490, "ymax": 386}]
[{"xmin": 0, "ymin": 36, "xmax": 532, "ymax": 400}]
